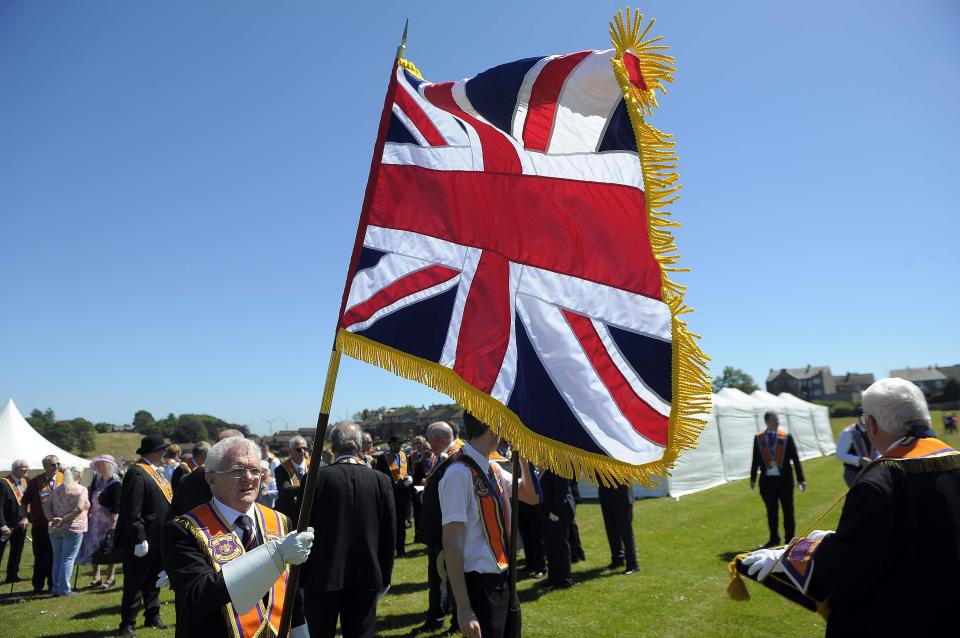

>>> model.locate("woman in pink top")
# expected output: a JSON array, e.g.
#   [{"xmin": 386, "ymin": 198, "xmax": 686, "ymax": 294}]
[{"xmin": 42, "ymin": 465, "xmax": 90, "ymax": 596}]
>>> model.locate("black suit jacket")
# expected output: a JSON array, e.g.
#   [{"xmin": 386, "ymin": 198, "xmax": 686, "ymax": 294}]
[
  {"xmin": 0, "ymin": 477, "xmax": 25, "ymax": 528},
  {"xmin": 117, "ymin": 463, "xmax": 171, "ymax": 551},
  {"xmin": 750, "ymin": 431, "xmax": 804, "ymax": 485},
  {"xmin": 170, "ymin": 469, "xmax": 212, "ymax": 518},
  {"xmin": 375, "ymin": 451, "xmax": 407, "ymax": 487},
  {"xmin": 163, "ymin": 506, "xmax": 304, "ymax": 638},
  {"xmin": 539, "ymin": 471, "xmax": 576, "ymax": 518},
  {"xmin": 274, "ymin": 460, "xmax": 306, "ymax": 523},
  {"xmin": 301, "ymin": 462, "xmax": 396, "ymax": 593}
]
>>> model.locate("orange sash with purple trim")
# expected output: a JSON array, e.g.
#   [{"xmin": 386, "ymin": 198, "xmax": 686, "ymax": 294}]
[
  {"xmin": 181, "ymin": 501, "xmax": 289, "ymax": 638},
  {"xmin": 882, "ymin": 437, "xmax": 958, "ymax": 461},
  {"xmin": 136, "ymin": 461, "xmax": 173, "ymax": 503},
  {"xmin": 453, "ymin": 450, "xmax": 510, "ymax": 572},
  {"xmin": 388, "ymin": 451, "xmax": 408, "ymax": 482},
  {"xmin": 758, "ymin": 430, "xmax": 787, "ymax": 469},
  {"xmin": 281, "ymin": 458, "xmax": 308, "ymax": 488},
  {"xmin": 4, "ymin": 475, "xmax": 26, "ymax": 506},
  {"xmin": 38, "ymin": 472, "xmax": 63, "ymax": 504}
]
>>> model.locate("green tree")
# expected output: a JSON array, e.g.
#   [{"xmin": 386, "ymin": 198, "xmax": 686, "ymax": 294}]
[
  {"xmin": 69, "ymin": 418, "xmax": 97, "ymax": 456},
  {"xmin": 46, "ymin": 420, "xmax": 76, "ymax": 452},
  {"xmin": 711, "ymin": 366, "xmax": 759, "ymax": 394},
  {"xmin": 27, "ymin": 408, "xmax": 57, "ymax": 434},
  {"xmin": 132, "ymin": 410, "xmax": 157, "ymax": 433},
  {"xmin": 94, "ymin": 422, "xmax": 114, "ymax": 433}
]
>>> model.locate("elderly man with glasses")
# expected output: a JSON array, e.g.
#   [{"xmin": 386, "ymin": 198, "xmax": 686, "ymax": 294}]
[
  {"xmin": 742, "ymin": 378, "xmax": 960, "ymax": 636},
  {"xmin": 22, "ymin": 454, "xmax": 62, "ymax": 594},
  {"xmin": 0, "ymin": 459, "xmax": 30, "ymax": 583},
  {"xmin": 275, "ymin": 435, "xmax": 311, "ymax": 525},
  {"xmin": 164, "ymin": 436, "xmax": 314, "ymax": 638}
]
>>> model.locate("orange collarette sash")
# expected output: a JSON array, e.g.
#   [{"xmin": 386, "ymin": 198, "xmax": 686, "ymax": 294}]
[
  {"xmin": 181, "ymin": 501, "xmax": 289, "ymax": 638},
  {"xmin": 882, "ymin": 437, "xmax": 958, "ymax": 461},
  {"xmin": 136, "ymin": 461, "xmax": 173, "ymax": 503},
  {"xmin": 453, "ymin": 450, "xmax": 510, "ymax": 572},
  {"xmin": 281, "ymin": 458, "xmax": 308, "ymax": 488},
  {"xmin": 389, "ymin": 451, "xmax": 408, "ymax": 482},
  {"xmin": 39, "ymin": 472, "xmax": 63, "ymax": 503},
  {"xmin": 758, "ymin": 430, "xmax": 787, "ymax": 468},
  {"xmin": 4, "ymin": 475, "xmax": 26, "ymax": 505}
]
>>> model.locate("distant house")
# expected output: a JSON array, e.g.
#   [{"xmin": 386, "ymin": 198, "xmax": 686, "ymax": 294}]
[
  {"xmin": 766, "ymin": 366, "xmax": 836, "ymax": 400},
  {"xmin": 832, "ymin": 372, "xmax": 876, "ymax": 402},
  {"xmin": 891, "ymin": 366, "xmax": 949, "ymax": 396}
]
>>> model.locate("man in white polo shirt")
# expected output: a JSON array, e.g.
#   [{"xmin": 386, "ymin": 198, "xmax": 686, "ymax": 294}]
[{"xmin": 440, "ymin": 412, "xmax": 539, "ymax": 638}]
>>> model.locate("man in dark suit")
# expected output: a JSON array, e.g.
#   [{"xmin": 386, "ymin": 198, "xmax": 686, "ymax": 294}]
[
  {"xmin": 0, "ymin": 459, "xmax": 30, "ymax": 583},
  {"xmin": 22, "ymin": 454, "xmax": 62, "ymax": 593},
  {"xmin": 117, "ymin": 435, "xmax": 173, "ymax": 636},
  {"xmin": 275, "ymin": 435, "xmax": 310, "ymax": 524},
  {"xmin": 302, "ymin": 422, "xmax": 396, "ymax": 638},
  {"xmin": 170, "ymin": 441, "xmax": 209, "ymax": 491},
  {"xmin": 539, "ymin": 470, "xmax": 576, "ymax": 589},
  {"xmin": 170, "ymin": 431, "xmax": 241, "ymax": 517},
  {"xmin": 598, "ymin": 482, "xmax": 639, "ymax": 575},
  {"xmin": 750, "ymin": 411, "xmax": 806, "ymax": 547},
  {"xmin": 164, "ymin": 436, "xmax": 313, "ymax": 638},
  {"xmin": 375, "ymin": 434, "xmax": 411, "ymax": 557}
]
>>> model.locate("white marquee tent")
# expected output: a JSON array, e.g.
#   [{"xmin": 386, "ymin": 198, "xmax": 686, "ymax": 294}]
[
  {"xmin": 0, "ymin": 399, "xmax": 90, "ymax": 471},
  {"xmin": 577, "ymin": 389, "xmax": 836, "ymax": 499}
]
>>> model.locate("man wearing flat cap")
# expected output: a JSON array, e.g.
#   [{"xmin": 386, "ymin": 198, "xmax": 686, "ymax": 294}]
[
  {"xmin": 375, "ymin": 434, "xmax": 412, "ymax": 557},
  {"xmin": 117, "ymin": 435, "xmax": 173, "ymax": 636}
]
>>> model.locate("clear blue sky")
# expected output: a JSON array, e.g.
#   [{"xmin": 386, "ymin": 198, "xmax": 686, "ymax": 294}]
[{"xmin": 2, "ymin": 1, "xmax": 958, "ymax": 435}]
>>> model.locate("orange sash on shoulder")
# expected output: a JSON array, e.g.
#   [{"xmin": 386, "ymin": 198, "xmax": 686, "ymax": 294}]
[
  {"xmin": 182, "ymin": 501, "xmax": 289, "ymax": 638},
  {"xmin": 4, "ymin": 475, "xmax": 26, "ymax": 506},
  {"xmin": 389, "ymin": 451, "xmax": 408, "ymax": 482},
  {"xmin": 39, "ymin": 472, "xmax": 63, "ymax": 503},
  {"xmin": 882, "ymin": 437, "xmax": 958, "ymax": 460},
  {"xmin": 281, "ymin": 458, "xmax": 308, "ymax": 488},
  {"xmin": 758, "ymin": 430, "xmax": 787, "ymax": 467},
  {"xmin": 453, "ymin": 450, "xmax": 510, "ymax": 572},
  {"xmin": 136, "ymin": 461, "xmax": 173, "ymax": 503}
]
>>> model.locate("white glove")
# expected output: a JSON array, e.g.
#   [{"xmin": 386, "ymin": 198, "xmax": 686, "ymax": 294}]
[
  {"xmin": 548, "ymin": 513, "xmax": 559, "ymax": 522},
  {"xmin": 155, "ymin": 570, "xmax": 169, "ymax": 589},
  {"xmin": 134, "ymin": 540, "xmax": 149, "ymax": 557},
  {"xmin": 276, "ymin": 528, "xmax": 315, "ymax": 566},
  {"xmin": 403, "ymin": 476, "xmax": 413, "ymax": 487},
  {"xmin": 741, "ymin": 548, "xmax": 785, "ymax": 582},
  {"xmin": 806, "ymin": 530, "xmax": 833, "ymax": 541},
  {"xmin": 291, "ymin": 624, "xmax": 311, "ymax": 638}
]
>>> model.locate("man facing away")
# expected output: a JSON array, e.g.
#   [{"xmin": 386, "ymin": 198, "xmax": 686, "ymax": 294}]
[
  {"xmin": 164, "ymin": 436, "xmax": 313, "ymax": 638},
  {"xmin": 301, "ymin": 422, "xmax": 395, "ymax": 638},
  {"xmin": 743, "ymin": 378, "xmax": 960, "ymax": 636},
  {"xmin": 440, "ymin": 412, "xmax": 539, "ymax": 638},
  {"xmin": 836, "ymin": 408, "xmax": 880, "ymax": 487},
  {"xmin": 22, "ymin": 454, "xmax": 62, "ymax": 593},
  {"xmin": 750, "ymin": 411, "xmax": 805, "ymax": 547},
  {"xmin": 118, "ymin": 435, "xmax": 173, "ymax": 636},
  {"xmin": 0, "ymin": 459, "xmax": 30, "ymax": 583},
  {"xmin": 275, "ymin": 435, "xmax": 310, "ymax": 524}
]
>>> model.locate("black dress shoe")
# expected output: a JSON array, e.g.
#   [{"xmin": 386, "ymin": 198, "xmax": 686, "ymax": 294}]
[
  {"xmin": 146, "ymin": 618, "xmax": 168, "ymax": 630},
  {"xmin": 608, "ymin": 561, "xmax": 625, "ymax": 570},
  {"xmin": 761, "ymin": 539, "xmax": 782, "ymax": 549},
  {"xmin": 117, "ymin": 626, "xmax": 137, "ymax": 637}
]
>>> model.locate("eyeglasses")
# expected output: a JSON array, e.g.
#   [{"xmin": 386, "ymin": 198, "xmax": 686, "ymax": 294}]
[
  {"xmin": 215, "ymin": 466, "xmax": 265, "ymax": 480},
  {"xmin": 293, "ymin": 447, "xmax": 309, "ymax": 452}
]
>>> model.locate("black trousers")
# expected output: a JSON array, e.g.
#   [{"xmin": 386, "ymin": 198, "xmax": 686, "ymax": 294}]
[
  {"xmin": 393, "ymin": 486, "xmax": 409, "ymax": 556},
  {"xmin": 31, "ymin": 522, "xmax": 52, "ymax": 592},
  {"xmin": 568, "ymin": 517, "xmax": 585, "ymax": 561},
  {"xmin": 543, "ymin": 510, "xmax": 572, "ymax": 585},
  {"xmin": 305, "ymin": 589, "xmax": 377, "ymax": 638},
  {"xmin": 464, "ymin": 571, "xmax": 509, "ymax": 638},
  {"xmin": 426, "ymin": 544, "xmax": 448, "ymax": 622},
  {"xmin": 759, "ymin": 476, "xmax": 795, "ymax": 543},
  {"xmin": 517, "ymin": 502, "xmax": 545, "ymax": 572},
  {"xmin": 0, "ymin": 525, "xmax": 27, "ymax": 581},
  {"xmin": 120, "ymin": 550, "xmax": 163, "ymax": 629},
  {"xmin": 599, "ymin": 485, "xmax": 637, "ymax": 569}
]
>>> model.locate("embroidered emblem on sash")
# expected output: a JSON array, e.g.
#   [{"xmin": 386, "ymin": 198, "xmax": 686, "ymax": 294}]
[{"xmin": 209, "ymin": 535, "xmax": 243, "ymax": 564}]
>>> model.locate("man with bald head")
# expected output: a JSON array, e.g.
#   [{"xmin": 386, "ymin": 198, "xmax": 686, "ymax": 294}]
[
  {"xmin": 0, "ymin": 459, "xmax": 30, "ymax": 583},
  {"xmin": 302, "ymin": 422, "xmax": 395, "ymax": 638}
]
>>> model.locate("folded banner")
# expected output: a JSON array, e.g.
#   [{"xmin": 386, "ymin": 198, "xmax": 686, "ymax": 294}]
[{"xmin": 336, "ymin": 8, "xmax": 709, "ymax": 485}]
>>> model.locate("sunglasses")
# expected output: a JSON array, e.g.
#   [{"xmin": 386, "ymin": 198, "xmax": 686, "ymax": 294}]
[{"xmin": 293, "ymin": 447, "xmax": 309, "ymax": 452}]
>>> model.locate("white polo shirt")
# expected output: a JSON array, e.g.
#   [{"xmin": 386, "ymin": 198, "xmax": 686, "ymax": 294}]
[{"xmin": 438, "ymin": 442, "xmax": 513, "ymax": 574}]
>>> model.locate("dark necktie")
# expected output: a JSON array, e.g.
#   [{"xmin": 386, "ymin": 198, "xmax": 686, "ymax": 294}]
[{"xmin": 236, "ymin": 515, "xmax": 257, "ymax": 551}]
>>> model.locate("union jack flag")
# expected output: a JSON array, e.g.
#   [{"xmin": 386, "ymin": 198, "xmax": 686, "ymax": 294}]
[{"xmin": 336, "ymin": 13, "xmax": 707, "ymax": 482}]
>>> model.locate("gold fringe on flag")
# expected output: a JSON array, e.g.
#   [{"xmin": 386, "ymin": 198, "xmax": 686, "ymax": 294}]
[{"xmin": 337, "ymin": 9, "xmax": 710, "ymax": 487}]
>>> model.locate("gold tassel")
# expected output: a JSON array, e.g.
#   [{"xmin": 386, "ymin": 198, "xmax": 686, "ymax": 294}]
[
  {"xmin": 397, "ymin": 57, "xmax": 423, "ymax": 80},
  {"xmin": 726, "ymin": 559, "xmax": 751, "ymax": 601}
]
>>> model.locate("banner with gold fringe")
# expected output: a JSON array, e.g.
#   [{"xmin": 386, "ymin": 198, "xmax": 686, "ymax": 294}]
[{"xmin": 335, "ymin": 7, "xmax": 709, "ymax": 486}]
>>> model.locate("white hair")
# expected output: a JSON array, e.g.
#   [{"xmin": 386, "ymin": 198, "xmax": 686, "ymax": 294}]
[
  {"xmin": 862, "ymin": 377, "xmax": 931, "ymax": 437},
  {"xmin": 288, "ymin": 435, "xmax": 307, "ymax": 449},
  {"xmin": 426, "ymin": 421, "xmax": 454, "ymax": 444},
  {"xmin": 61, "ymin": 466, "xmax": 82, "ymax": 490},
  {"xmin": 207, "ymin": 436, "xmax": 261, "ymax": 472},
  {"xmin": 10, "ymin": 459, "xmax": 28, "ymax": 471}
]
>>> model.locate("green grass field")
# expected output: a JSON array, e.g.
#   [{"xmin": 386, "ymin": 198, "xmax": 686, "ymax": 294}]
[{"xmin": 2, "ymin": 413, "xmax": 954, "ymax": 637}]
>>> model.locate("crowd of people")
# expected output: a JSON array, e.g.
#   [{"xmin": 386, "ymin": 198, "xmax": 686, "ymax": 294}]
[{"xmin": 0, "ymin": 377, "xmax": 957, "ymax": 637}]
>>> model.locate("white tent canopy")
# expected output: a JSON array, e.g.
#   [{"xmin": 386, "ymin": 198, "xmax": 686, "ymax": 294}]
[
  {"xmin": 0, "ymin": 399, "xmax": 90, "ymax": 471},
  {"xmin": 778, "ymin": 392, "xmax": 836, "ymax": 456}
]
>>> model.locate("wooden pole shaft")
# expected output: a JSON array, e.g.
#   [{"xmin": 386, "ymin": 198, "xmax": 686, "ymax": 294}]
[{"xmin": 507, "ymin": 452, "xmax": 522, "ymax": 636}]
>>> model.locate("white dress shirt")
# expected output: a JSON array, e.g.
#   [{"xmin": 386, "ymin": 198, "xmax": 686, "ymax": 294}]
[{"xmin": 212, "ymin": 497, "xmax": 260, "ymax": 543}]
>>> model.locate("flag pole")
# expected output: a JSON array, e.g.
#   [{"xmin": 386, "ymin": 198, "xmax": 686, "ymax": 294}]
[
  {"xmin": 506, "ymin": 452, "xmax": 522, "ymax": 637},
  {"xmin": 277, "ymin": 20, "xmax": 410, "ymax": 637}
]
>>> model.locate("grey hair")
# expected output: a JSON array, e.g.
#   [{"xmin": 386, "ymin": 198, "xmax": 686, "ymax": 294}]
[
  {"xmin": 330, "ymin": 422, "xmax": 363, "ymax": 457},
  {"xmin": 192, "ymin": 441, "xmax": 211, "ymax": 460},
  {"xmin": 207, "ymin": 436, "xmax": 261, "ymax": 472},
  {"xmin": 42, "ymin": 454, "xmax": 59, "ymax": 467},
  {"xmin": 426, "ymin": 421, "xmax": 454, "ymax": 444},
  {"xmin": 10, "ymin": 459, "xmax": 28, "ymax": 471},
  {"xmin": 61, "ymin": 466, "xmax": 82, "ymax": 489},
  {"xmin": 862, "ymin": 378, "xmax": 931, "ymax": 437},
  {"xmin": 288, "ymin": 435, "xmax": 307, "ymax": 449}
]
